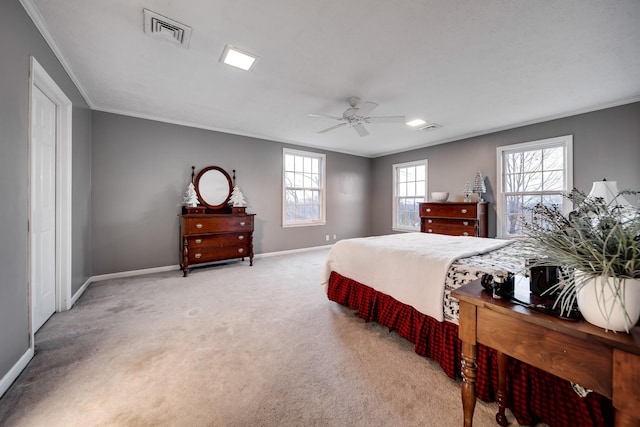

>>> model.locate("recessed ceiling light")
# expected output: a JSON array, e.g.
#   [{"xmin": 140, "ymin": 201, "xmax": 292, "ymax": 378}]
[
  {"xmin": 419, "ymin": 123, "xmax": 442, "ymax": 131},
  {"xmin": 220, "ymin": 45, "xmax": 258, "ymax": 71},
  {"xmin": 406, "ymin": 119, "xmax": 426, "ymax": 127}
]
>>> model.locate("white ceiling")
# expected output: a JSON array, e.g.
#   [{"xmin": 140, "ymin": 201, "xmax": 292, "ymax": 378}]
[{"xmin": 22, "ymin": 0, "xmax": 640, "ymax": 157}]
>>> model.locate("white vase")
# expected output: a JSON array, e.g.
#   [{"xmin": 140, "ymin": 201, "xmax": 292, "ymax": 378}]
[{"xmin": 576, "ymin": 276, "xmax": 640, "ymax": 332}]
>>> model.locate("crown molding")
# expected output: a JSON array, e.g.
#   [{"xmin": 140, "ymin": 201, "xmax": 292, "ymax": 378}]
[{"xmin": 19, "ymin": 0, "xmax": 94, "ymax": 108}]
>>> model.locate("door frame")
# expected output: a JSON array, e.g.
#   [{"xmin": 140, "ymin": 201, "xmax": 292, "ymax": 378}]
[{"xmin": 28, "ymin": 56, "xmax": 72, "ymax": 340}]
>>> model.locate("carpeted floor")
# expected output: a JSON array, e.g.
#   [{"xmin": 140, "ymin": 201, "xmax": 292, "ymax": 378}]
[{"xmin": 0, "ymin": 248, "xmax": 519, "ymax": 426}]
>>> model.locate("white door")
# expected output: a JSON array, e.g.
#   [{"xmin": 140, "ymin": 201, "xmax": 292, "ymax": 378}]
[{"xmin": 31, "ymin": 84, "xmax": 57, "ymax": 332}]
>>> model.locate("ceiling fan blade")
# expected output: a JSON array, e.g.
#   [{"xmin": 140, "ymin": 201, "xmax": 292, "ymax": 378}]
[
  {"xmin": 353, "ymin": 123, "xmax": 370, "ymax": 137},
  {"xmin": 355, "ymin": 101, "xmax": 379, "ymax": 117},
  {"xmin": 308, "ymin": 113, "xmax": 343, "ymax": 120},
  {"xmin": 318, "ymin": 122, "xmax": 347, "ymax": 134},
  {"xmin": 366, "ymin": 115, "xmax": 406, "ymax": 123}
]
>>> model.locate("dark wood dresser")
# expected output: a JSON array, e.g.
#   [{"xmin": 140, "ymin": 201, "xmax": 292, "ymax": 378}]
[
  {"xmin": 180, "ymin": 207, "xmax": 255, "ymax": 276},
  {"xmin": 180, "ymin": 165, "xmax": 255, "ymax": 277},
  {"xmin": 419, "ymin": 202, "xmax": 488, "ymax": 237}
]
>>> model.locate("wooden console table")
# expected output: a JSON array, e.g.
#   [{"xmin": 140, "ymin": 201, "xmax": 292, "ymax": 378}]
[{"xmin": 452, "ymin": 278, "xmax": 640, "ymax": 427}]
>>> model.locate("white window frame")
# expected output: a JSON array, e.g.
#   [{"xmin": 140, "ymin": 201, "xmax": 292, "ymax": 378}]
[
  {"xmin": 392, "ymin": 159, "xmax": 428, "ymax": 232},
  {"xmin": 282, "ymin": 148, "xmax": 326, "ymax": 227},
  {"xmin": 496, "ymin": 135, "xmax": 573, "ymax": 238}
]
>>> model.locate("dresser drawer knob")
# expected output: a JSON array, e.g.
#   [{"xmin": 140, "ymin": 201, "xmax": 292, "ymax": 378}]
[
  {"xmin": 463, "ymin": 232, "xmax": 469, "ymax": 236},
  {"xmin": 461, "ymin": 209, "xmax": 468, "ymax": 214},
  {"xmin": 238, "ymin": 248, "xmax": 244, "ymax": 253},
  {"xmin": 194, "ymin": 253, "xmax": 202, "ymax": 259},
  {"xmin": 194, "ymin": 239, "xmax": 202, "ymax": 244},
  {"xmin": 238, "ymin": 235, "xmax": 244, "ymax": 240},
  {"xmin": 239, "ymin": 221, "xmax": 246, "ymax": 226},
  {"xmin": 462, "ymin": 221, "xmax": 469, "ymax": 226},
  {"xmin": 426, "ymin": 208, "xmax": 431, "ymax": 213},
  {"xmin": 428, "ymin": 219, "xmax": 433, "ymax": 224},
  {"xmin": 427, "ymin": 229, "xmax": 433, "ymax": 233},
  {"xmin": 195, "ymin": 223, "xmax": 203, "ymax": 229}
]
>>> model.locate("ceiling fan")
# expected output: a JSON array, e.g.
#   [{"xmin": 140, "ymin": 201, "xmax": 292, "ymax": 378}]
[{"xmin": 308, "ymin": 97, "xmax": 406, "ymax": 137}]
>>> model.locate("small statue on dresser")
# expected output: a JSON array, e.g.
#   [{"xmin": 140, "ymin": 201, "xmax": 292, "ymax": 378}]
[
  {"xmin": 463, "ymin": 181, "xmax": 473, "ymax": 202},
  {"xmin": 183, "ymin": 182, "xmax": 198, "ymax": 207},
  {"xmin": 229, "ymin": 186, "xmax": 247, "ymax": 213}
]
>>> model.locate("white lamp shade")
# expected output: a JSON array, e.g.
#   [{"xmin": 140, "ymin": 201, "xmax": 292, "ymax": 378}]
[{"xmin": 588, "ymin": 180, "xmax": 630, "ymax": 206}]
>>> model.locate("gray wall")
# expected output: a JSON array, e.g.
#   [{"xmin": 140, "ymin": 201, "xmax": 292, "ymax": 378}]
[
  {"xmin": 371, "ymin": 102, "xmax": 640, "ymax": 236},
  {"xmin": 0, "ymin": 1, "xmax": 92, "ymax": 383},
  {"xmin": 91, "ymin": 112, "xmax": 370, "ymax": 275}
]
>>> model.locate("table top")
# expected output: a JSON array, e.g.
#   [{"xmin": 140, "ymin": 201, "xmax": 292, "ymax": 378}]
[{"xmin": 452, "ymin": 277, "xmax": 640, "ymax": 356}]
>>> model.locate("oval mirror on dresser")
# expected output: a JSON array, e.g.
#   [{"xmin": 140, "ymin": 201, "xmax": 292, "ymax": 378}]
[{"xmin": 194, "ymin": 166, "xmax": 233, "ymax": 209}]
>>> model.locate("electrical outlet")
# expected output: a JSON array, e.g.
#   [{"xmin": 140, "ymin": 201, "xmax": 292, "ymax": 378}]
[
  {"xmin": 333, "ymin": 234, "xmax": 337, "ymax": 240},
  {"xmin": 325, "ymin": 235, "xmax": 330, "ymax": 241}
]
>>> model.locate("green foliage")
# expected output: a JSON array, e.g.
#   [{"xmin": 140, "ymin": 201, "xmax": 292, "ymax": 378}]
[
  {"xmin": 524, "ymin": 189, "xmax": 640, "ymax": 278},
  {"xmin": 522, "ymin": 188, "xmax": 640, "ymax": 319}
]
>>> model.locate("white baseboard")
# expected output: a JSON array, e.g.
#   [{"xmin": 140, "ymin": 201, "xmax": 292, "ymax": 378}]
[
  {"xmin": 255, "ymin": 245, "xmax": 332, "ymax": 259},
  {"xmin": 89, "ymin": 246, "xmax": 331, "ymax": 283},
  {"xmin": 0, "ymin": 347, "xmax": 34, "ymax": 398},
  {"xmin": 70, "ymin": 276, "xmax": 92, "ymax": 308},
  {"xmin": 91, "ymin": 264, "xmax": 181, "ymax": 283}
]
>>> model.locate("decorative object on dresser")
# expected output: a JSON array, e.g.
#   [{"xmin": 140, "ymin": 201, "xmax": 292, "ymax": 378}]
[
  {"xmin": 229, "ymin": 185, "xmax": 247, "ymax": 214},
  {"xmin": 180, "ymin": 166, "xmax": 255, "ymax": 277},
  {"xmin": 473, "ymin": 170, "xmax": 487, "ymax": 202},
  {"xmin": 430, "ymin": 191, "xmax": 449, "ymax": 202},
  {"xmin": 419, "ymin": 201, "xmax": 488, "ymax": 237},
  {"xmin": 183, "ymin": 182, "xmax": 198, "ymax": 207},
  {"xmin": 463, "ymin": 181, "xmax": 473, "ymax": 202}
]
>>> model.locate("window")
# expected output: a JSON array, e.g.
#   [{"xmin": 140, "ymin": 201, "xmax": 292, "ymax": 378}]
[
  {"xmin": 496, "ymin": 135, "xmax": 573, "ymax": 238},
  {"xmin": 392, "ymin": 160, "xmax": 428, "ymax": 231},
  {"xmin": 283, "ymin": 148, "xmax": 326, "ymax": 227}
]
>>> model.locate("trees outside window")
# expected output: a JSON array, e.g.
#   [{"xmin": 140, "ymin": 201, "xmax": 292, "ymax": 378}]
[
  {"xmin": 392, "ymin": 160, "xmax": 427, "ymax": 231},
  {"xmin": 496, "ymin": 135, "xmax": 573, "ymax": 237},
  {"xmin": 283, "ymin": 148, "xmax": 326, "ymax": 227}
]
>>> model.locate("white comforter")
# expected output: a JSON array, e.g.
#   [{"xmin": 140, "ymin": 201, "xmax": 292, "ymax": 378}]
[{"xmin": 321, "ymin": 233, "xmax": 512, "ymax": 321}]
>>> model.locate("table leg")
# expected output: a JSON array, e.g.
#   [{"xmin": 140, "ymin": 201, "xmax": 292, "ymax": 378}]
[
  {"xmin": 496, "ymin": 351, "xmax": 509, "ymax": 426},
  {"xmin": 461, "ymin": 341, "xmax": 478, "ymax": 427},
  {"xmin": 614, "ymin": 410, "xmax": 640, "ymax": 427},
  {"xmin": 182, "ymin": 237, "xmax": 189, "ymax": 277}
]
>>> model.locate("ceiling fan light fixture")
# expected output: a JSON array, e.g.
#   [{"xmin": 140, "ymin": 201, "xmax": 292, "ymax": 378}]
[
  {"xmin": 220, "ymin": 45, "xmax": 258, "ymax": 71},
  {"xmin": 406, "ymin": 119, "xmax": 426, "ymax": 127},
  {"xmin": 311, "ymin": 98, "xmax": 405, "ymax": 137}
]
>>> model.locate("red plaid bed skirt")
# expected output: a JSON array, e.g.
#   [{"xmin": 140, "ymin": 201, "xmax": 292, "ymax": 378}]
[{"xmin": 327, "ymin": 271, "xmax": 613, "ymax": 427}]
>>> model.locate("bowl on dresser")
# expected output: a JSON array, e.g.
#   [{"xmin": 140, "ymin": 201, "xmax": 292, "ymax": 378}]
[{"xmin": 431, "ymin": 192, "xmax": 449, "ymax": 202}]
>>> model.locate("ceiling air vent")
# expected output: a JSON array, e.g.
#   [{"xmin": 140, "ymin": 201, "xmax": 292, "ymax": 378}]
[
  {"xmin": 143, "ymin": 9, "xmax": 192, "ymax": 48},
  {"xmin": 419, "ymin": 123, "xmax": 442, "ymax": 131}
]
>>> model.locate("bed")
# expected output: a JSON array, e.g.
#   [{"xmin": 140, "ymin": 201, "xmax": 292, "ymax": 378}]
[{"xmin": 321, "ymin": 233, "xmax": 612, "ymax": 427}]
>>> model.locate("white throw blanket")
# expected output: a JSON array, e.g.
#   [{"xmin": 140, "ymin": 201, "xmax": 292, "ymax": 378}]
[{"xmin": 321, "ymin": 233, "xmax": 512, "ymax": 321}]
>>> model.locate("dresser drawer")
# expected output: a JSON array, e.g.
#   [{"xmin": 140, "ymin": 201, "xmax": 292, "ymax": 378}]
[
  {"xmin": 423, "ymin": 217, "xmax": 478, "ymax": 228},
  {"xmin": 422, "ymin": 222, "xmax": 477, "ymax": 237},
  {"xmin": 420, "ymin": 203, "xmax": 477, "ymax": 219},
  {"xmin": 186, "ymin": 233, "xmax": 250, "ymax": 248},
  {"xmin": 184, "ymin": 215, "xmax": 254, "ymax": 234},
  {"xmin": 188, "ymin": 245, "xmax": 249, "ymax": 263}
]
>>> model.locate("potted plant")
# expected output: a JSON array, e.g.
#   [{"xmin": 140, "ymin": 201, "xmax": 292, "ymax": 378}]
[{"xmin": 523, "ymin": 187, "xmax": 640, "ymax": 332}]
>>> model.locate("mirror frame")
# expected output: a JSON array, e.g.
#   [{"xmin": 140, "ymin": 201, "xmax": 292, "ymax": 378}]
[{"xmin": 194, "ymin": 166, "xmax": 233, "ymax": 210}]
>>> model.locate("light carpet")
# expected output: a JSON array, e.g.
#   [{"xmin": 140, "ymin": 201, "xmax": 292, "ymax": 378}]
[{"xmin": 0, "ymin": 248, "xmax": 524, "ymax": 426}]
